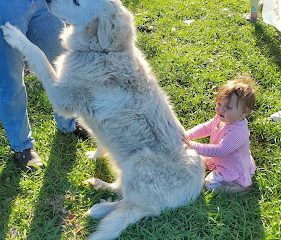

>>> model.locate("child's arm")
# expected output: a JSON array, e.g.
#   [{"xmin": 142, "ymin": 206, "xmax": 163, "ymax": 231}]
[
  {"xmin": 185, "ymin": 117, "xmax": 216, "ymax": 140},
  {"xmin": 188, "ymin": 126, "xmax": 249, "ymax": 157}
]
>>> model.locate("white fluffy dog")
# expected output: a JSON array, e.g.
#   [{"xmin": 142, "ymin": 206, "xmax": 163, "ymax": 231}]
[{"xmin": 1, "ymin": 0, "xmax": 204, "ymax": 239}]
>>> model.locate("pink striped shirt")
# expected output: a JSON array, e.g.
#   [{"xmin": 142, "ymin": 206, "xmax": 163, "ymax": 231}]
[{"xmin": 186, "ymin": 115, "xmax": 256, "ymax": 187}]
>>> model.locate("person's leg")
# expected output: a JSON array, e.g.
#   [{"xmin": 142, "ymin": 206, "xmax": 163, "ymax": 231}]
[
  {"xmin": 0, "ymin": 0, "xmax": 34, "ymax": 152},
  {"xmin": 0, "ymin": 0, "xmax": 44, "ymax": 171},
  {"xmin": 26, "ymin": 0, "xmax": 77, "ymax": 133},
  {"xmin": 250, "ymin": 0, "xmax": 259, "ymax": 21}
]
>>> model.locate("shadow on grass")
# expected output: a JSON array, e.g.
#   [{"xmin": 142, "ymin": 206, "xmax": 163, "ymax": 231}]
[
  {"xmin": 252, "ymin": 22, "xmax": 281, "ymax": 70},
  {"xmin": 120, "ymin": 177, "xmax": 264, "ymax": 239},
  {"xmin": 82, "ymin": 156, "xmax": 121, "ymax": 236},
  {"xmin": 0, "ymin": 158, "xmax": 22, "ymax": 240},
  {"xmin": 26, "ymin": 131, "xmax": 79, "ymax": 240}
]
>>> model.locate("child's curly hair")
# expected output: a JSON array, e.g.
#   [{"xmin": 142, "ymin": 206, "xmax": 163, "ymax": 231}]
[{"xmin": 216, "ymin": 75, "xmax": 256, "ymax": 111}]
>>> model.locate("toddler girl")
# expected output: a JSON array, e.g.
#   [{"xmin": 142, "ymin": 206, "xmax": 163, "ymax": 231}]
[{"xmin": 183, "ymin": 76, "xmax": 256, "ymax": 192}]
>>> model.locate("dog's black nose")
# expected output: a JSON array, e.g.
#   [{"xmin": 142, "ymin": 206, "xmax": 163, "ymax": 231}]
[{"xmin": 46, "ymin": 0, "xmax": 51, "ymax": 3}]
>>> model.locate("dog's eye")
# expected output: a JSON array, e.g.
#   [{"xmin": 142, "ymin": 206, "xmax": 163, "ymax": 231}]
[{"xmin": 73, "ymin": 0, "xmax": 80, "ymax": 6}]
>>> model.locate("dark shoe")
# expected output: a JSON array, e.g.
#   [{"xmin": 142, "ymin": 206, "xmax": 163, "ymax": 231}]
[
  {"xmin": 14, "ymin": 148, "xmax": 44, "ymax": 172},
  {"xmin": 245, "ymin": 14, "xmax": 258, "ymax": 23},
  {"xmin": 73, "ymin": 123, "xmax": 92, "ymax": 140}
]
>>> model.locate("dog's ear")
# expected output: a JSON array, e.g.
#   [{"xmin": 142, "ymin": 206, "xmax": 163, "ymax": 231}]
[
  {"xmin": 96, "ymin": 0, "xmax": 135, "ymax": 51},
  {"xmin": 97, "ymin": 5, "xmax": 116, "ymax": 50}
]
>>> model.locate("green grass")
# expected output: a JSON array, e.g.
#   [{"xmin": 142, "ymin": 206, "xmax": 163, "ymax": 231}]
[{"xmin": 0, "ymin": 0, "xmax": 280, "ymax": 239}]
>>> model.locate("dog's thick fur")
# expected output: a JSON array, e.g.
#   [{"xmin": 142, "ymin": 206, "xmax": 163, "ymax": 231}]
[{"xmin": 1, "ymin": 0, "xmax": 204, "ymax": 239}]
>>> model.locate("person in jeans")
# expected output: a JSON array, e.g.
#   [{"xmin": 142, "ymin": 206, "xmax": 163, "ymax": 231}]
[{"xmin": 0, "ymin": 0, "xmax": 90, "ymax": 171}]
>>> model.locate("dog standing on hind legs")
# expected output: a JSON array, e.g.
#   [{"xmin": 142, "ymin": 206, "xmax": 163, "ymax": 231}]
[{"xmin": 1, "ymin": 0, "xmax": 205, "ymax": 239}]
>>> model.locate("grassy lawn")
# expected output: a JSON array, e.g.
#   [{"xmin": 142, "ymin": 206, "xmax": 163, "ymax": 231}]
[{"xmin": 0, "ymin": 0, "xmax": 280, "ymax": 239}]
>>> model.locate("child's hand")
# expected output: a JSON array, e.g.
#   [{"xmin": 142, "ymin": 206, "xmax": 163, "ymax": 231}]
[{"xmin": 182, "ymin": 135, "xmax": 191, "ymax": 147}]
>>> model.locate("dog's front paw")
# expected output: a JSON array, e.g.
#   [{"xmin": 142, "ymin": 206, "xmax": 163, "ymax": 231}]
[
  {"xmin": 86, "ymin": 200, "xmax": 120, "ymax": 221},
  {"xmin": 1, "ymin": 23, "xmax": 28, "ymax": 51},
  {"xmin": 86, "ymin": 202, "xmax": 112, "ymax": 219}
]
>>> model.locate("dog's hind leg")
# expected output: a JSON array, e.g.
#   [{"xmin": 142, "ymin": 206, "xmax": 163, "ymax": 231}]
[
  {"xmin": 88, "ymin": 202, "xmax": 153, "ymax": 240},
  {"xmin": 86, "ymin": 146, "xmax": 108, "ymax": 160},
  {"xmin": 83, "ymin": 178, "xmax": 121, "ymax": 195}
]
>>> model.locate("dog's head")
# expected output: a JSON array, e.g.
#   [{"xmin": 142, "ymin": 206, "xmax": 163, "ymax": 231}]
[{"xmin": 49, "ymin": 0, "xmax": 135, "ymax": 52}]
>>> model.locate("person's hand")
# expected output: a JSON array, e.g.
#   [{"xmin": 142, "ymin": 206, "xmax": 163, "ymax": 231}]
[{"xmin": 182, "ymin": 135, "xmax": 191, "ymax": 147}]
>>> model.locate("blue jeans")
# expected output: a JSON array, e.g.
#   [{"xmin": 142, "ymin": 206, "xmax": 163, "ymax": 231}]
[
  {"xmin": 0, "ymin": 0, "xmax": 76, "ymax": 152},
  {"xmin": 250, "ymin": 0, "xmax": 259, "ymax": 13}
]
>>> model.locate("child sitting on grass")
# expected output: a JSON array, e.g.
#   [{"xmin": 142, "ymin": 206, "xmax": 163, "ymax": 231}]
[{"xmin": 183, "ymin": 76, "xmax": 256, "ymax": 192}]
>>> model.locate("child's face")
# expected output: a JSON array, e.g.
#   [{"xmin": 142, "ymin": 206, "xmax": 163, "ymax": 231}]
[{"xmin": 215, "ymin": 93, "xmax": 247, "ymax": 124}]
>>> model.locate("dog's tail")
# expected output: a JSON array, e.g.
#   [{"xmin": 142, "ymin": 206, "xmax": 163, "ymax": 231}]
[{"xmin": 88, "ymin": 202, "xmax": 153, "ymax": 240}]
